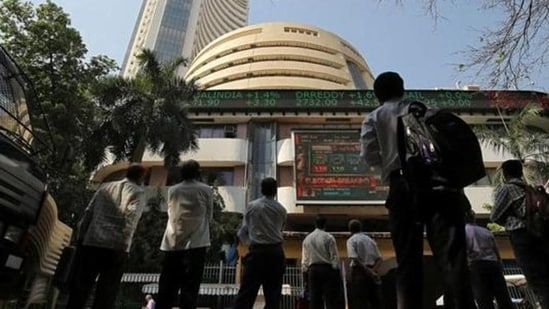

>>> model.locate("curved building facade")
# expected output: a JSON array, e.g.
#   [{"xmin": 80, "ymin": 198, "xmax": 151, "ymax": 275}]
[
  {"xmin": 191, "ymin": 0, "xmax": 248, "ymax": 60},
  {"xmin": 184, "ymin": 22, "xmax": 374, "ymax": 89},
  {"xmin": 121, "ymin": 0, "xmax": 248, "ymax": 78}
]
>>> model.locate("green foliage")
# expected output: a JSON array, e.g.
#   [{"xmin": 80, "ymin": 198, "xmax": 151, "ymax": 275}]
[
  {"xmin": 92, "ymin": 49, "xmax": 198, "ymax": 166},
  {"xmin": 474, "ymin": 104, "xmax": 549, "ymax": 187},
  {"xmin": 0, "ymin": 0, "xmax": 118, "ymax": 226},
  {"xmin": 127, "ymin": 193, "xmax": 168, "ymax": 272},
  {"xmin": 208, "ymin": 187, "xmax": 242, "ymax": 261}
]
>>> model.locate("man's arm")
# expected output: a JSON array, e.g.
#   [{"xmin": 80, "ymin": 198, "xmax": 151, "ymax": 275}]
[
  {"xmin": 328, "ymin": 235, "xmax": 340, "ymax": 270},
  {"xmin": 237, "ymin": 207, "xmax": 250, "ymax": 245},
  {"xmin": 360, "ymin": 114, "xmax": 382, "ymax": 167},
  {"xmin": 124, "ymin": 186, "xmax": 146, "ymax": 232},
  {"xmin": 371, "ymin": 241, "xmax": 383, "ymax": 273},
  {"xmin": 76, "ymin": 188, "xmax": 100, "ymax": 242},
  {"xmin": 301, "ymin": 240, "xmax": 310, "ymax": 272},
  {"xmin": 490, "ymin": 186, "xmax": 510, "ymax": 224}
]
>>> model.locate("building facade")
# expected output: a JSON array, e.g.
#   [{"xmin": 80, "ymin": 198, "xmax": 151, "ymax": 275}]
[
  {"xmin": 96, "ymin": 22, "xmax": 549, "ymax": 260},
  {"xmin": 185, "ymin": 22, "xmax": 374, "ymax": 89},
  {"xmin": 121, "ymin": 0, "xmax": 248, "ymax": 78}
]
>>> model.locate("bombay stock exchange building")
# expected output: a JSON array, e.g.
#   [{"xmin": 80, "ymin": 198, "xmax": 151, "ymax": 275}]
[
  {"xmin": 93, "ymin": 22, "xmax": 524, "ymax": 260},
  {"xmin": 121, "ymin": 0, "xmax": 249, "ymax": 78}
]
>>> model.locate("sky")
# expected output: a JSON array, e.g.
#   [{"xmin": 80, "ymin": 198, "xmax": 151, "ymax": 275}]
[{"xmin": 28, "ymin": 0, "xmax": 548, "ymax": 91}]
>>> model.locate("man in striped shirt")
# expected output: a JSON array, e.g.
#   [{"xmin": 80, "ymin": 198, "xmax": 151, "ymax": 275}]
[{"xmin": 491, "ymin": 160, "xmax": 549, "ymax": 309}]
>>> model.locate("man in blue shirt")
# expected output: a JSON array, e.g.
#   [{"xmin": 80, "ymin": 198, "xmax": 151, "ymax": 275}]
[{"xmin": 465, "ymin": 210, "xmax": 513, "ymax": 309}]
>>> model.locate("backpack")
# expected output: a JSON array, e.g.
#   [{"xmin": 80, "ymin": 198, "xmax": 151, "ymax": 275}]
[
  {"xmin": 397, "ymin": 101, "xmax": 486, "ymax": 188},
  {"xmin": 517, "ymin": 184, "xmax": 549, "ymax": 241}
]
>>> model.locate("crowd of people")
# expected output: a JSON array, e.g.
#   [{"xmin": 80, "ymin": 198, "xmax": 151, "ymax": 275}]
[{"xmin": 62, "ymin": 71, "xmax": 549, "ymax": 309}]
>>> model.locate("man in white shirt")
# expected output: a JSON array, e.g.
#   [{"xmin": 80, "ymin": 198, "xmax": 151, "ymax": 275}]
[
  {"xmin": 346, "ymin": 219, "xmax": 383, "ymax": 309},
  {"xmin": 156, "ymin": 160, "xmax": 213, "ymax": 309},
  {"xmin": 66, "ymin": 164, "xmax": 147, "ymax": 309},
  {"xmin": 302, "ymin": 215, "xmax": 344, "ymax": 309},
  {"xmin": 233, "ymin": 177, "xmax": 287, "ymax": 309}
]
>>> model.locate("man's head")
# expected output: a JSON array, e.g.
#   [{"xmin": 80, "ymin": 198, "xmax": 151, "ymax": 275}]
[
  {"xmin": 373, "ymin": 71, "xmax": 405, "ymax": 104},
  {"xmin": 180, "ymin": 159, "xmax": 201, "ymax": 181},
  {"xmin": 261, "ymin": 177, "xmax": 278, "ymax": 197},
  {"xmin": 126, "ymin": 164, "xmax": 147, "ymax": 184},
  {"xmin": 501, "ymin": 159, "xmax": 523, "ymax": 180},
  {"xmin": 145, "ymin": 295, "xmax": 153, "ymax": 301},
  {"xmin": 315, "ymin": 215, "xmax": 327, "ymax": 229},
  {"xmin": 348, "ymin": 219, "xmax": 362, "ymax": 234}
]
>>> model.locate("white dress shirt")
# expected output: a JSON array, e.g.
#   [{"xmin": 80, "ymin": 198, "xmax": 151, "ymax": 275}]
[
  {"xmin": 238, "ymin": 196, "xmax": 287, "ymax": 245},
  {"xmin": 80, "ymin": 178, "xmax": 146, "ymax": 252},
  {"xmin": 346, "ymin": 233, "xmax": 381, "ymax": 268},
  {"xmin": 360, "ymin": 99, "xmax": 413, "ymax": 184},
  {"xmin": 160, "ymin": 180, "xmax": 213, "ymax": 251},
  {"xmin": 302, "ymin": 228, "xmax": 340, "ymax": 271}
]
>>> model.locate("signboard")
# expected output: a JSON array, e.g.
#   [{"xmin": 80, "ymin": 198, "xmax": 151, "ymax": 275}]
[
  {"xmin": 293, "ymin": 130, "xmax": 387, "ymax": 205},
  {"xmin": 189, "ymin": 89, "xmax": 548, "ymax": 111}
]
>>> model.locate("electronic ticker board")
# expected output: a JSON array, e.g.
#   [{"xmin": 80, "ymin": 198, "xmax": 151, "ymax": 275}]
[{"xmin": 189, "ymin": 89, "xmax": 548, "ymax": 111}]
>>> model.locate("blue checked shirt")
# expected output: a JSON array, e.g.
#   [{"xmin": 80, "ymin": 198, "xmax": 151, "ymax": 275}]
[{"xmin": 490, "ymin": 178, "xmax": 526, "ymax": 231}]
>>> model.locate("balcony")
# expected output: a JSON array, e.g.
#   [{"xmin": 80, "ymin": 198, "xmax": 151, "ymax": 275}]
[
  {"xmin": 464, "ymin": 186, "xmax": 495, "ymax": 215},
  {"xmin": 277, "ymin": 138, "xmax": 293, "ymax": 166},
  {"xmin": 142, "ymin": 138, "xmax": 248, "ymax": 167},
  {"xmin": 481, "ymin": 143, "xmax": 513, "ymax": 166}
]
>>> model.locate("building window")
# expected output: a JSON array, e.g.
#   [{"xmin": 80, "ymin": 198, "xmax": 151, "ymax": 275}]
[
  {"xmin": 202, "ymin": 168, "xmax": 234, "ymax": 186},
  {"xmin": 196, "ymin": 125, "xmax": 237, "ymax": 138}
]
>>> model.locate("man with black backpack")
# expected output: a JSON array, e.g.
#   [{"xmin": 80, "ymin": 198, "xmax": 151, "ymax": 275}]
[
  {"xmin": 360, "ymin": 71, "xmax": 477, "ymax": 309},
  {"xmin": 491, "ymin": 159, "xmax": 549, "ymax": 309}
]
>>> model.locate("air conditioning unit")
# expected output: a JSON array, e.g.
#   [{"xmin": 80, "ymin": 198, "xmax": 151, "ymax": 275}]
[
  {"xmin": 463, "ymin": 85, "xmax": 481, "ymax": 91},
  {"xmin": 224, "ymin": 125, "xmax": 236, "ymax": 138}
]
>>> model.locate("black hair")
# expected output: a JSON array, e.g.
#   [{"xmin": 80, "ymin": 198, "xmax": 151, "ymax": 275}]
[
  {"xmin": 315, "ymin": 215, "xmax": 327, "ymax": 229},
  {"xmin": 261, "ymin": 177, "xmax": 278, "ymax": 197},
  {"xmin": 501, "ymin": 160, "xmax": 523, "ymax": 179},
  {"xmin": 126, "ymin": 164, "xmax": 146, "ymax": 182},
  {"xmin": 348, "ymin": 219, "xmax": 362, "ymax": 234},
  {"xmin": 180, "ymin": 159, "xmax": 201, "ymax": 180},
  {"xmin": 373, "ymin": 71, "xmax": 405, "ymax": 103}
]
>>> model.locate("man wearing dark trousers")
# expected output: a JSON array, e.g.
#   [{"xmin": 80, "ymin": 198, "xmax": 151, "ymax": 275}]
[
  {"xmin": 491, "ymin": 160, "xmax": 549, "ymax": 309},
  {"xmin": 346, "ymin": 219, "xmax": 383, "ymax": 309},
  {"xmin": 360, "ymin": 71, "xmax": 476, "ymax": 309},
  {"xmin": 233, "ymin": 177, "xmax": 287, "ymax": 309},
  {"xmin": 156, "ymin": 160, "xmax": 213, "ymax": 309},
  {"xmin": 302, "ymin": 215, "xmax": 344, "ymax": 309},
  {"xmin": 66, "ymin": 164, "xmax": 147, "ymax": 309},
  {"xmin": 465, "ymin": 210, "xmax": 513, "ymax": 309}
]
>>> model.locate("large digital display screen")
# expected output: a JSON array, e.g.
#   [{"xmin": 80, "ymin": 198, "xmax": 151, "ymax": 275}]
[
  {"xmin": 189, "ymin": 89, "xmax": 548, "ymax": 111},
  {"xmin": 293, "ymin": 130, "xmax": 387, "ymax": 205}
]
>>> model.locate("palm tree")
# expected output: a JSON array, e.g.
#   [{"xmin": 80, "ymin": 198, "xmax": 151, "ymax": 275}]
[
  {"xmin": 475, "ymin": 104, "xmax": 549, "ymax": 186},
  {"xmin": 92, "ymin": 49, "xmax": 198, "ymax": 167}
]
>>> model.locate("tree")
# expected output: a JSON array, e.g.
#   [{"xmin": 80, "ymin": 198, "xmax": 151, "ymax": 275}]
[
  {"xmin": 391, "ymin": 0, "xmax": 549, "ymax": 89},
  {"xmin": 0, "ymin": 0, "xmax": 118, "ymax": 226},
  {"xmin": 475, "ymin": 104, "xmax": 549, "ymax": 186},
  {"xmin": 92, "ymin": 49, "xmax": 198, "ymax": 166}
]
